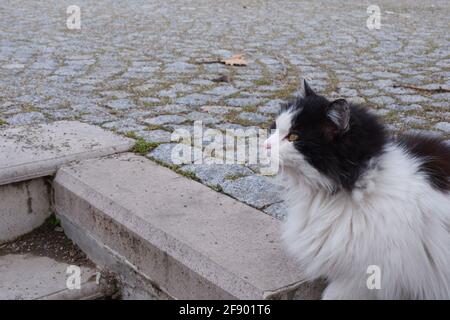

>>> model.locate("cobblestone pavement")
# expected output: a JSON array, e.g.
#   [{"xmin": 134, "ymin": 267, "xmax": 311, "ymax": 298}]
[{"xmin": 1, "ymin": 0, "xmax": 449, "ymax": 219}]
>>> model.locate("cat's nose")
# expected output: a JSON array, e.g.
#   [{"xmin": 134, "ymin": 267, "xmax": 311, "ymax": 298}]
[{"xmin": 264, "ymin": 139, "xmax": 271, "ymax": 150}]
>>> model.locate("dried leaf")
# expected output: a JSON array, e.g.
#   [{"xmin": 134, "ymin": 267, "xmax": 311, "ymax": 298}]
[{"xmin": 220, "ymin": 54, "xmax": 247, "ymax": 66}]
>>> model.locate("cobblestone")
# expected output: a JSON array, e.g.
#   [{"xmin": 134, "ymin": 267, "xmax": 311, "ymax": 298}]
[
  {"xmin": 102, "ymin": 119, "xmax": 146, "ymax": 133},
  {"xmin": 220, "ymin": 175, "xmax": 283, "ymax": 209},
  {"xmin": 6, "ymin": 112, "xmax": 46, "ymax": 125},
  {"xmin": 144, "ymin": 115, "xmax": 187, "ymax": 126},
  {"xmin": 180, "ymin": 164, "xmax": 254, "ymax": 189},
  {"xmin": 237, "ymin": 112, "xmax": 270, "ymax": 124},
  {"xmin": 185, "ymin": 111, "xmax": 221, "ymax": 124},
  {"xmin": 263, "ymin": 202, "xmax": 288, "ymax": 220},
  {"xmin": 435, "ymin": 122, "xmax": 450, "ymax": 133},
  {"xmin": 176, "ymin": 94, "xmax": 219, "ymax": 106},
  {"xmin": 147, "ymin": 143, "xmax": 179, "ymax": 166},
  {"xmin": 104, "ymin": 99, "xmax": 136, "ymax": 110},
  {"xmin": 226, "ymin": 97, "xmax": 266, "ymax": 108},
  {"xmin": 136, "ymin": 130, "xmax": 172, "ymax": 143}
]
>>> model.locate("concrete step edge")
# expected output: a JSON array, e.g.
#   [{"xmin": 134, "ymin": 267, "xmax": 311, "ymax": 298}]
[
  {"xmin": 54, "ymin": 171, "xmax": 266, "ymax": 299},
  {"xmin": 0, "ymin": 121, "xmax": 134, "ymax": 243},
  {"xmin": 57, "ymin": 212, "xmax": 174, "ymax": 300},
  {"xmin": 0, "ymin": 121, "xmax": 134, "ymax": 186},
  {"xmin": 54, "ymin": 153, "xmax": 323, "ymax": 299}
]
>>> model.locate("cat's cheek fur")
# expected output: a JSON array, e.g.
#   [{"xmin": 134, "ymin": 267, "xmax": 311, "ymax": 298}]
[
  {"xmin": 281, "ymin": 143, "xmax": 450, "ymax": 299},
  {"xmin": 280, "ymin": 142, "xmax": 335, "ymax": 191}
]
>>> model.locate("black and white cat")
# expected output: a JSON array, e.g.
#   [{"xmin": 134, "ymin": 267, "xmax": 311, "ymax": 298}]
[{"xmin": 265, "ymin": 80, "xmax": 450, "ymax": 299}]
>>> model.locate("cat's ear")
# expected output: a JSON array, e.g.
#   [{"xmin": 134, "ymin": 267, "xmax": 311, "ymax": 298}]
[
  {"xmin": 299, "ymin": 79, "xmax": 316, "ymax": 98},
  {"xmin": 327, "ymin": 99, "xmax": 350, "ymax": 132}
]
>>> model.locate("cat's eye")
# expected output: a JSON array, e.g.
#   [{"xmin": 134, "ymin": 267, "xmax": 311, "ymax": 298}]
[{"xmin": 287, "ymin": 133, "xmax": 300, "ymax": 142}]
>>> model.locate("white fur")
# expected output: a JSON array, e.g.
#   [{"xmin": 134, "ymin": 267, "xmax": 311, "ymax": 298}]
[{"xmin": 268, "ymin": 112, "xmax": 450, "ymax": 300}]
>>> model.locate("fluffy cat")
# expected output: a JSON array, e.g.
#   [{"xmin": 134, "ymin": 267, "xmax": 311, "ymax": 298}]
[{"xmin": 265, "ymin": 80, "xmax": 450, "ymax": 299}]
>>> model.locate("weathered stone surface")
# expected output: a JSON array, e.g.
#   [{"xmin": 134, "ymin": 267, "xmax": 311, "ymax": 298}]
[
  {"xmin": 263, "ymin": 202, "xmax": 288, "ymax": 220},
  {"xmin": 6, "ymin": 112, "xmax": 46, "ymax": 126},
  {"xmin": 139, "ymin": 97, "xmax": 160, "ymax": 104},
  {"xmin": 220, "ymin": 175, "xmax": 283, "ymax": 209},
  {"xmin": 146, "ymin": 143, "xmax": 180, "ymax": 165},
  {"xmin": 0, "ymin": 178, "xmax": 51, "ymax": 243},
  {"xmin": 0, "ymin": 254, "xmax": 102, "ymax": 300},
  {"xmin": 102, "ymin": 119, "xmax": 146, "ymax": 133},
  {"xmin": 180, "ymin": 164, "xmax": 253, "ymax": 188},
  {"xmin": 386, "ymin": 104, "xmax": 423, "ymax": 112},
  {"xmin": 400, "ymin": 116, "xmax": 428, "ymax": 126},
  {"xmin": 80, "ymin": 113, "xmax": 118, "ymax": 125},
  {"xmin": 2, "ymin": 63, "xmax": 25, "ymax": 70},
  {"xmin": 226, "ymin": 97, "xmax": 265, "ymax": 107},
  {"xmin": 0, "ymin": 121, "xmax": 133, "ymax": 185},
  {"xmin": 101, "ymin": 91, "xmax": 131, "ymax": 99},
  {"xmin": 258, "ymin": 100, "xmax": 283, "ymax": 114},
  {"xmin": 404, "ymin": 129, "xmax": 442, "ymax": 138},
  {"xmin": 369, "ymin": 96, "xmax": 395, "ymax": 106},
  {"xmin": 0, "ymin": 2, "xmax": 448, "ymax": 138},
  {"xmin": 54, "ymin": 153, "xmax": 321, "ymax": 299},
  {"xmin": 185, "ymin": 111, "xmax": 221, "ymax": 124},
  {"xmin": 238, "ymin": 112, "xmax": 270, "ymax": 124},
  {"xmin": 144, "ymin": 115, "xmax": 186, "ymax": 126},
  {"xmin": 104, "ymin": 99, "xmax": 135, "ymax": 110},
  {"xmin": 153, "ymin": 104, "xmax": 191, "ymax": 114},
  {"xmin": 201, "ymin": 105, "xmax": 240, "ymax": 114},
  {"xmin": 136, "ymin": 130, "xmax": 172, "ymax": 143},
  {"xmin": 176, "ymin": 94, "xmax": 219, "ymax": 106},
  {"xmin": 164, "ymin": 62, "xmax": 197, "ymax": 73},
  {"xmin": 371, "ymin": 108, "xmax": 391, "ymax": 117},
  {"xmin": 205, "ymin": 86, "xmax": 239, "ymax": 96},
  {"xmin": 434, "ymin": 122, "xmax": 450, "ymax": 133},
  {"xmin": 397, "ymin": 95, "xmax": 428, "ymax": 103}
]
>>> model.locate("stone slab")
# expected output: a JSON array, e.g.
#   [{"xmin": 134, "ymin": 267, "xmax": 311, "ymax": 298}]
[
  {"xmin": 58, "ymin": 214, "xmax": 172, "ymax": 300},
  {"xmin": 0, "ymin": 178, "xmax": 51, "ymax": 244},
  {"xmin": 54, "ymin": 153, "xmax": 322, "ymax": 300},
  {"xmin": 0, "ymin": 254, "xmax": 102, "ymax": 300},
  {"xmin": 0, "ymin": 121, "xmax": 134, "ymax": 186}
]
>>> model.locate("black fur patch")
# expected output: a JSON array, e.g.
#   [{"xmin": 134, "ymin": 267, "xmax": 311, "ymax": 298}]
[
  {"xmin": 285, "ymin": 86, "xmax": 387, "ymax": 191},
  {"xmin": 397, "ymin": 135, "xmax": 450, "ymax": 192}
]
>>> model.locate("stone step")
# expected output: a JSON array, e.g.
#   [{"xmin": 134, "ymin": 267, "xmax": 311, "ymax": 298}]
[
  {"xmin": 0, "ymin": 253, "xmax": 114, "ymax": 300},
  {"xmin": 0, "ymin": 120, "xmax": 133, "ymax": 186},
  {"xmin": 54, "ymin": 153, "xmax": 323, "ymax": 300},
  {"xmin": 0, "ymin": 121, "xmax": 133, "ymax": 243}
]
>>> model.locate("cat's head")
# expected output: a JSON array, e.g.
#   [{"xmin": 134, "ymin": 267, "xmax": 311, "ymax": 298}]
[{"xmin": 265, "ymin": 80, "xmax": 386, "ymax": 192}]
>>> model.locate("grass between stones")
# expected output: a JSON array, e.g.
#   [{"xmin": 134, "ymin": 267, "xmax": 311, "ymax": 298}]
[
  {"xmin": 147, "ymin": 157, "xmax": 209, "ymax": 187},
  {"xmin": 253, "ymin": 79, "xmax": 272, "ymax": 86},
  {"xmin": 224, "ymin": 110, "xmax": 257, "ymax": 126},
  {"xmin": 269, "ymin": 84, "xmax": 297, "ymax": 100},
  {"xmin": 176, "ymin": 168, "xmax": 198, "ymax": 181},
  {"xmin": 144, "ymin": 124, "xmax": 171, "ymax": 132},
  {"xmin": 132, "ymin": 139, "xmax": 159, "ymax": 155},
  {"xmin": 126, "ymin": 131, "xmax": 159, "ymax": 155},
  {"xmin": 0, "ymin": 119, "xmax": 8, "ymax": 126},
  {"xmin": 224, "ymin": 173, "xmax": 249, "ymax": 181}
]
